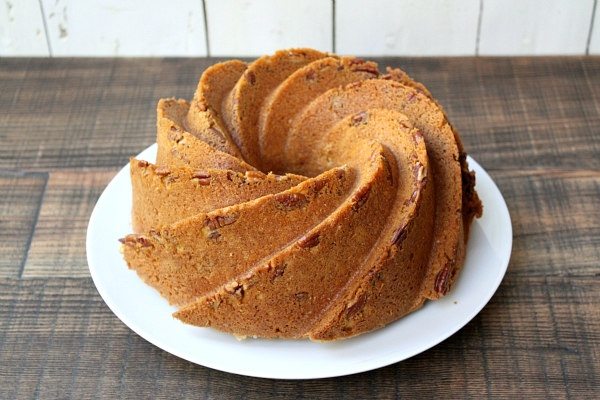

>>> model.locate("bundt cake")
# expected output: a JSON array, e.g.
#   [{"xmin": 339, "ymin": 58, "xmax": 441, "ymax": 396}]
[{"xmin": 119, "ymin": 48, "xmax": 483, "ymax": 341}]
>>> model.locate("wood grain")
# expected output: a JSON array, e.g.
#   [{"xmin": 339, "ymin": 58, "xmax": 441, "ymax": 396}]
[
  {"xmin": 0, "ymin": 57, "xmax": 599, "ymax": 398},
  {"xmin": 494, "ymin": 170, "xmax": 600, "ymax": 277},
  {"xmin": 0, "ymin": 172, "xmax": 47, "ymax": 277},
  {"xmin": 0, "ymin": 276, "xmax": 597, "ymax": 399},
  {"xmin": 391, "ymin": 57, "xmax": 600, "ymax": 172},
  {"xmin": 2, "ymin": 57, "xmax": 599, "ymax": 172},
  {"xmin": 0, "ymin": 58, "xmax": 211, "ymax": 170},
  {"xmin": 23, "ymin": 170, "xmax": 117, "ymax": 277}
]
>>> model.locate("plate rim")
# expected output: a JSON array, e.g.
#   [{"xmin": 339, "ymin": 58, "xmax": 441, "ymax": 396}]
[{"xmin": 87, "ymin": 145, "xmax": 512, "ymax": 380}]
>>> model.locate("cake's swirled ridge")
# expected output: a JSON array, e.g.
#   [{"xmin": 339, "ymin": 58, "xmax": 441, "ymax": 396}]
[{"xmin": 120, "ymin": 49, "xmax": 483, "ymax": 341}]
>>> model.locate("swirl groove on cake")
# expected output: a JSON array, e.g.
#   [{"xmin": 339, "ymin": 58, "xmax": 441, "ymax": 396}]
[{"xmin": 120, "ymin": 48, "xmax": 483, "ymax": 341}]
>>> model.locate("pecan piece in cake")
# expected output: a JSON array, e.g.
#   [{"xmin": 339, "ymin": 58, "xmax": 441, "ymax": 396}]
[
  {"xmin": 351, "ymin": 185, "xmax": 371, "ymax": 212},
  {"xmin": 191, "ymin": 171, "xmax": 211, "ymax": 186},
  {"xmin": 275, "ymin": 193, "xmax": 308, "ymax": 211},
  {"xmin": 297, "ymin": 232, "xmax": 320, "ymax": 249}
]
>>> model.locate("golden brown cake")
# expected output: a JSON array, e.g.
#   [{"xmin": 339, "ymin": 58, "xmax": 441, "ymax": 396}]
[
  {"xmin": 120, "ymin": 48, "xmax": 483, "ymax": 341},
  {"xmin": 185, "ymin": 60, "xmax": 246, "ymax": 157}
]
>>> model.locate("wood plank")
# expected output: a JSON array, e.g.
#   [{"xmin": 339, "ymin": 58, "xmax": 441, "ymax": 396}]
[
  {"xmin": 0, "ymin": 58, "xmax": 213, "ymax": 170},
  {"xmin": 205, "ymin": 0, "xmax": 333, "ymax": 56},
  {"xmin": 382, "ymin": 57, "xmax": 600, "ymax": 171},
  {"xmin": 3, "ymin": 57, "xmax": 599, "ymax": 172},
  {"xmin": 0, "ymin": 0, "xmax": 49, "ymax": 56},
  {"xmin": 492, "ymin": 170, "xmax": 600, "ymax": 277},
  {"xmin": 0, "ymin": 276, "xmax": 597, "ymax": 398},
  {"xmin": 0, "ymin": 172, "xmax": 47, "ymax": 277},
  {"xmin": 479, "ymin": 0, "xmax": 594, "ymax": 55},
  {"xmin": 23, "ymin": 170, "xmax": 117, "ymax": 278},
  {"xmin": 1, "ymin": 57, "xmax": 598, "ymax": 172},
  {"xmin": 19, "ymin": 168, "xmax": 600, "ymax": 279},
  {"xmin": 1, "ymin": 57, "xmax": 600, "ymax": 397},
  {"xmin": 40, "ymin": 0, "xmax": 207, "ymax": 56},
  {"xmin": 336, "ymin": 0, "xmax": 480, "ymax": 56}
]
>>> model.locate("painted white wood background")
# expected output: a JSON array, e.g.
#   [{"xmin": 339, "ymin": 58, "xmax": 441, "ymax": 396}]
[{"xmin": 1, "ymin": 0, "xmax": 599, "ymax": 57}]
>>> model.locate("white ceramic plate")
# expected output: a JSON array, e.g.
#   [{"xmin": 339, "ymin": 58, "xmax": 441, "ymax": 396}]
[{"xmin": 87, "ymin": 144, "xmax": 512, "ymax": 380}]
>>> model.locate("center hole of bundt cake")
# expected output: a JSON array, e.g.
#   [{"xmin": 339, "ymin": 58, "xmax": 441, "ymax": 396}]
[
  {"xmin": 261, "ymin": 144, "xmax": 342, "ymax": 178},
  {"xmin": 259, "ymin": 111, "xmax": 388, "ymax": 178}
]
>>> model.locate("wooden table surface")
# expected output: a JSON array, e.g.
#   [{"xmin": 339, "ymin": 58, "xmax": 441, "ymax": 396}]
[{"xmin": 1, "ymin": 57, "xmax": 598, "ymax": 399}]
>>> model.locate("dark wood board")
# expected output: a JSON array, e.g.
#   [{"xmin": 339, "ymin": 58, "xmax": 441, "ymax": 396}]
[{"xmin": 0, "ymin": 56, "xmax": 598, "ymax": 398}]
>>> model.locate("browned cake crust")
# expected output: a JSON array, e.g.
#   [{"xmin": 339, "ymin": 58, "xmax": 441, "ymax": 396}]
[
  {"xmin": 185, "ymin": 60, "xmax": 247, "ymax": 157},
  {"xmin": 122, "ymin": 166, "xmax": 353, "ymax": 307},
  {"xmin": 130, "ymin": 159, "xmax": 306, "ymax": 233},
  {"xmin": 175, "ymin": 110, "xmax": 433, "ymax": 339},
  {"xmin": 157, "ymin": 98, "xmax": 256, "ymax": 172},
  {"xmin": 120, "ymin": 49, "xmax": 483, "ymax": 341},
  {"xmin": 285, "ymin": 79, "xmax": 464, "ymax": 300},
  {"xmin": 258, "ymin": 56, "xmax": 379, "ymax": 172},
  {"xmin": 222, "ymin": 48, "xmax": 327, "ymax": 168},
  {"xmin": 384, "ymin": 67, "xmax": 482, "ymax": 238}
]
